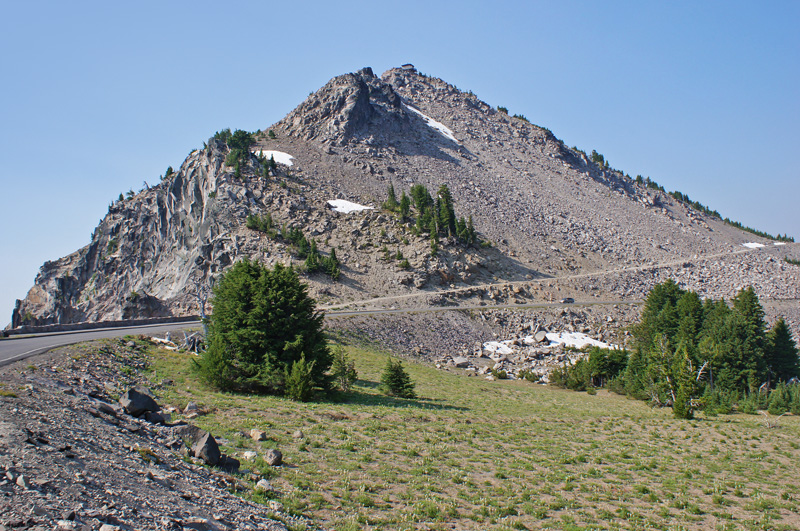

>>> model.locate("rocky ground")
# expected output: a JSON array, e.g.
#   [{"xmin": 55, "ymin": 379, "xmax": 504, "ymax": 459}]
[{"xmin": 0, "ymin": 340, "xmax": 301, "ymax": 531}]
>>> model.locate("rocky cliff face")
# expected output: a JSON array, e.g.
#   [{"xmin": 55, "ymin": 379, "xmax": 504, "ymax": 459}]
[{"xmin": 11, "ymin": 66, "xmax": 800, "ymax": 334}]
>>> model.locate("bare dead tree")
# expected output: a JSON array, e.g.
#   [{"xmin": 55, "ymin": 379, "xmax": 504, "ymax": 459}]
[
  {"xmin": 760, "ymin": 410, "xmax": 788, "ymax": 429},
  {"xmin": 191, "ymin": 271, "xmax": 215, "ymax": 339}
]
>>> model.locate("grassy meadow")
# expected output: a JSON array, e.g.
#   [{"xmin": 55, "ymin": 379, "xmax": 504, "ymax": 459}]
[{"xmin": 145, "ymin": 341, "xmax": 800, "ymax": 531}]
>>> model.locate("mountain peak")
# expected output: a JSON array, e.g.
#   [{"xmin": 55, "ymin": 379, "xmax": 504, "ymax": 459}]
[{"xmin": 278, "ymin": 66, "xmax": 405, "ymax": 145}]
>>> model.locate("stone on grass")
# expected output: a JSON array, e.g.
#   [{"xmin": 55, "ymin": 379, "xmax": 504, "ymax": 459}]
[
  {"xmin": 249, "ymin": 429, "xmax": 267, "ymax": 442},
  {"xmin": 264, "ymin": 449, "xmax": 282, "ymax": 466}
]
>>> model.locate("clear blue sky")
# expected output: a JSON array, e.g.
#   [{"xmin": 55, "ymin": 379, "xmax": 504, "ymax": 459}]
[{"xmin": 1, "ymin": 1, "xmax": 798, "ymax": 325}]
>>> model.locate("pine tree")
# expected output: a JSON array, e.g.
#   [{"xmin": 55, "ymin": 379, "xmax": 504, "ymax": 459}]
[
  {"xmin": 399, "ymin": 192, "xmax": 410, "ymax": 220},
  {"xmin": 380, "ymin": 358, "xmax": 416, "ymax": 398},
  {"xmin": 766, "ymin": 318, "xmax": 799, "ymax": 382},
  {"xmin": 195, "ymin": 260, "xmax": 331, "ymax": 395},
  {"xmin": 383, "ymin": 184, "xmax": 399, "ymax": 211},
  {"xmin": 330, "ymin": 346, "xmax": 358, "ymax": 392},
  {"xmin": 436, "ymin": 184, "xmax": 456, "ymax": 237},
  {"xmin": 284, "ymin": 355, "xmax": 316, "ymax": 402}
]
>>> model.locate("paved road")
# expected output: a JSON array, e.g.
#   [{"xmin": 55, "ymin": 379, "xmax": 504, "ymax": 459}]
[{"xmin": 0, "ymin": 321, "xmax": 202, "ymax": 367}]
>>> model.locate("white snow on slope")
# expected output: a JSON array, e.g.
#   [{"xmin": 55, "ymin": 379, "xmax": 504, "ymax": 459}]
[
  {"xmin": 327, "ymin": 199, "xmax": 374, "ymax": 214},
  {"xmin": 483, "ymin": 341, "xmax": 515, "ymax": 356},
  {"xmin": 742, "ymin": 242, "xmax": 765, "ymax": 249},
  {"xmin": 404, "ymin": 105, "xmax": 459, "ymax": 143},
  {"xmin": 483, "ymin": 332, "xmax": 617, "ymax": 356},
  {"xmin": 254, "ymin": 150, "xmax": 294, "ymax": 167},
  {"xmin": 774, "ymin": 242, "xmax": 786, "ymax": 246},
  {"xmin": 543, "ymin": 331, "xmax": 617, "ymax": 350}
]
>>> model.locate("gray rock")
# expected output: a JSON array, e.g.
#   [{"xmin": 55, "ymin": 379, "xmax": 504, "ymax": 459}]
[
  {"xmin": 191, "ymin": 432, "xmax": 220, "ymax": 466},
  {"xmin": 264, "ymin": 449, "xmax": 282, "ymax": 466},
  {"xmin": 255, "ymin": 478, "xmax": 273, "ymax": 491},
  {"xmin": 451, "ymin": 356, "xmax": 471, "ymax": 368},
  {"xmin": 119, "ymin": 388, "xmax": 159, "ymax": 417},
  {"xmin": 144, "ymin": 411, "xmax": 167, "ymax": 424}
]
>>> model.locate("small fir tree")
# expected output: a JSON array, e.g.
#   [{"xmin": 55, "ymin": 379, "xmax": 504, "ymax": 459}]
[
  {"xmin": 285, "ymin": 355, "xmax": 316, "ymax": 402},
  {"xmin": 330, "ymin": 346, "xmax": 358, "ymax": 392},
  {"xmin": 399, "ymin": 192, "xmax": 411, "ymax": 220},
  {"xmin": 383, "ymin": 184, "xmax": 399, "ymax": 211},
  {"xmin": 380, "ymin": 358, "xmax": 416, "ymax": 398}
]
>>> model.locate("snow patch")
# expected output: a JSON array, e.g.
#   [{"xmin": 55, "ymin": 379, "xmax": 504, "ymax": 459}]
[
  {"xmin": 543, "ymin": 331, "xmax": 617, "ymax": 350},
  {"xmin": 742, "ymin": 242, "xmax": 765, "ymax": 249},
  {"xmin": 327, "ymin": 199, "xmax": 374, "ymax": 214},
  {"xmin": 483, "ymin": 341, "xmax": 515, "ymax": 356},
  {"xmin": 404, "ymin": 105, "xmax": 459, "ymax": 143},
  {"xmin": 774, "ymin": 242, "xmax": 787, "ymax": 246},
  {"xmin": 254, "ymin": 150, "xmax": 294, "ymax": 167}
]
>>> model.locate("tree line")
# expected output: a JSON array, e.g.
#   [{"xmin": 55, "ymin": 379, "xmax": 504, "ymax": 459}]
[{"xmin": 552, "ymin": 280, "xmax": 799, "ymax": 418}]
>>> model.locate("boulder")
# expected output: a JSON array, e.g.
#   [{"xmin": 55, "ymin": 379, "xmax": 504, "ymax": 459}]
[
  {"xmin": 119, "ymin": 387, "xmax": 159, "ymax": 417},
  {"xmin": 264, "ymin": 449, "xmax": 282, "ymax": 466},
  {"xmin": 451, "ymin": 356, "xmax": 471, "ymax": 368},
  {"xmin": 191, "ymin": 432, "xmax": 220, "ymax": 466}
]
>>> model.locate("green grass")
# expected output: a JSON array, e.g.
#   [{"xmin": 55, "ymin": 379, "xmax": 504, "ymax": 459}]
[{"xmin": 145, "ymin": 343, "xmax": 800, "ymax": 530}]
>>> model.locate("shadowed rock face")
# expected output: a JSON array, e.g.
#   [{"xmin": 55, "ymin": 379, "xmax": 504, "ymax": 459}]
[
  {"xmin": 279, "ymin": 67, "xmax": 406, "ymax": 145},
  {"xmin": 9, "ymin": 66, "xmax": 799, "ymax": 335}
]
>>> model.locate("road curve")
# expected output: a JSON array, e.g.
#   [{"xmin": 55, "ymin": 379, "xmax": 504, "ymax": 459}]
[{"xmin": 0, "ymin": 321, "xmax": 202, "ymax": 367}]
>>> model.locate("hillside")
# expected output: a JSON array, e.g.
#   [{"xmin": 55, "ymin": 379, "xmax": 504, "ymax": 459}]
[{"xmin": 9, "ymin": 66, "xmax": 800, "ymax": 342}]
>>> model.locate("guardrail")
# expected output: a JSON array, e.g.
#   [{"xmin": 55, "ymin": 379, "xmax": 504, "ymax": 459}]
[{"xmin": 3, "ymin": 315, "xmax": 201, "ymax": 337}]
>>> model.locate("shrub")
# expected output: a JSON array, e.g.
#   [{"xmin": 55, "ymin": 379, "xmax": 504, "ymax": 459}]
[
  {"xmin": 497, "ymin": 106, "xmax": 509, "ymax": 114},
  {"xmin": 518, "ymin": 369, "xmax": 539, "ymax": 383},
  {"xmin": 195, "ymin": 260, "xmax": 331, "ymax": 395},
  {"xmin": 380, "ymin": 358, "xmax": 416, "ymax": 398},
  {"xmin": 285, "ymin": 356, "xmax": 316, "ymax": 402}
]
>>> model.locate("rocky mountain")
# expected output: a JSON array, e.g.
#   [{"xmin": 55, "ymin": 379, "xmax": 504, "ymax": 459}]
[{"xmin": 10, "ymin": 66, "xmax": 800, "ymax": 339}]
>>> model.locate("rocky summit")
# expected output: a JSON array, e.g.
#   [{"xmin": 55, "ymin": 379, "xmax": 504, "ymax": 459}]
[{"xmin": 9, "ymin": 66, "xmax": 800, "ymax": 341}]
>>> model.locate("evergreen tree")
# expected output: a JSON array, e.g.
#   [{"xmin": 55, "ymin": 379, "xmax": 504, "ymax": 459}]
[
  {"xmin": 672, "ymin": 344, "xmax": 696, "ymax": 419},
  {"xmin": 196, "ymin": 260, "xmax": 331, "ymax": 395},
  {"xmin": 383, "ymin": 184, "xmax": 399, "ymax": 211},
  {"xmin": 732, "ymin": 286, "xmax": 766, "ymax": 352},
  {"xmin": 380, "ymin": 358, "xmax": 416, "ymax": 398},
  {"xmin": 766, "ymin": 317, "xmax": 799, "ymax": 382},
  {"xmin": 399, "ymin": 192, "xmax": 410, "ymax": 220},
  {"xmin": 228, "ymin": 129, "xmax": 255, "ymax": 152},
  {"xmin": 330, "ymin": 346, "xmax": 358, "ymax": 392},
  {"xmin": 284, "ymin": 355, "xmax": 316, "ymax": 402},
  {"xmin": 436, "ymin": 184, "xmax": 456, "ymax": 237},
  {"xmin": 635, "ymin": 279, "xmax": 684, "ymax": 350},
  {"xmin": 715, "ymin": 311, "xmax": 765, "ymax": 392},
  {"xmin": 466, "ymin": 215, "xmax": 476, "ymax": 244},
  {"xmin": 410, "ymin": 184, "xmax": 432, "ymax": 214}
]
